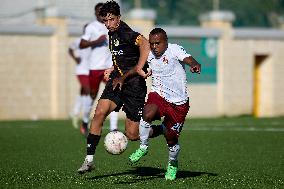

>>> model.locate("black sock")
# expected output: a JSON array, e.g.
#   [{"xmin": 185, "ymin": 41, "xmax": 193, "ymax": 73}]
[
  {"xmin": 87, "ymin": 134, "xmax": 101, "ymax": 155},
  {"xmin": 150, "ymin": 124, "xmax": 165, "ymax": 138}
]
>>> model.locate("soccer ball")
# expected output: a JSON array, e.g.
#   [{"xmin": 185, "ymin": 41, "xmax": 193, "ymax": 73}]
[{"xmin": 104, "ymin": 131, "xmax": 128, "ymax": 155}]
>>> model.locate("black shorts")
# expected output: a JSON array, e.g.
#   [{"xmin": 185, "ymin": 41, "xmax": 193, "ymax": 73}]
[{"xmin": 100, "ymin": 76, "xmax": 147, "ymax": 122}]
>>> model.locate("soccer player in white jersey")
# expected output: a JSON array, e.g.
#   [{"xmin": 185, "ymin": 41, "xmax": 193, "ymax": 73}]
[
  {"xmin": 129, "ymin": 28, "xmax": 201, "ymax": 180},
  {"xmin": 68, "ymin": 24, "xmax": 91, "ymax": 129},
  {"xmin": 79, "ymin": 3, "xmax": 118, "ymax": 135}
]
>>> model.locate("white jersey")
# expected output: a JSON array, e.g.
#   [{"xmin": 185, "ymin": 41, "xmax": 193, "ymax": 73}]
[
  {"xmin": 81, "ymin": 20, "xmax": 113, "ymax": 70},
  {"xmin": 69, "ymin": 38, "xmax": 90, "ymax": 75},
  {"xmin": 147, "ymin": 43, "xmax": 191, "ymax": 105}
]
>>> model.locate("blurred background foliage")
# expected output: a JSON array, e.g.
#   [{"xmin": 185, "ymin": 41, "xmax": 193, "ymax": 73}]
[{"xmin": 122, "ymin": 0, "xmax": 284, "ymax": 27}]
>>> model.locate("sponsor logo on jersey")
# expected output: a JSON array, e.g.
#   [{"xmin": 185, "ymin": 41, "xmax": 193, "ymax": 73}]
[
  {"xmin": 111, "ymin": 50, "xmax": 124, "ymax": 56},
  {"xmin": 114, "ymin": 39, "xmax": 120, "ymax": 46}
]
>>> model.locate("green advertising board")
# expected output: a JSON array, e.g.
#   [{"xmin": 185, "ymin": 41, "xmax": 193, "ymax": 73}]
[{"xmin": 168, "ymin": 37, "xmax": 218, "ymax": 83}]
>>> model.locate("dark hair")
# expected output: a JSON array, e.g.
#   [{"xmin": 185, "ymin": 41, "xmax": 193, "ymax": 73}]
[
  {"xmin": 150, "ymin": 28, "xmax": 168, "ymax": 40},
  {"xmin": 95, "ymin": 2, "xmax": 104, "ymax": 11},
  {"xmin": 99, "ymin": 1, "xmax": 120, "ymax": 17}
]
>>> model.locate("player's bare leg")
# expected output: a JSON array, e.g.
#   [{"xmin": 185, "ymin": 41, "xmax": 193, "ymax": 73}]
[
  {"xmin": 78, "ymin": 99, "xmax": 116, "ymax": 174},
  {"xmin": 124, "ymin": 118, "xmax": 139, "ymax": 141}
]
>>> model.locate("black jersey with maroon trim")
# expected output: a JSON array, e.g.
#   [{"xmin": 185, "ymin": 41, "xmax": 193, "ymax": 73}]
[{"xmin": 108, "ymin": 21, "xmax": 142, "ymax": 76}]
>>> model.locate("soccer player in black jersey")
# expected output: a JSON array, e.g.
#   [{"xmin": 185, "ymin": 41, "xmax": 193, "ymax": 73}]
[{"xmin": 78, "ymin": 0, "xmax": 150, "ymax": 174}]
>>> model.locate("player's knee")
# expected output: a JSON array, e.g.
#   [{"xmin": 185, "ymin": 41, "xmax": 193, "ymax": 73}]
[
  {"xmin": 142, "ymin": 113, "xmax": 151, "ymax": 123},
  {"xmin": 142, "ymin": 104, "xmax": 158, "ymax": 122},
  {"xmin": 94, "ymin": 108, "xmax": 107, "ymax": 119},
  {"xmin": 125, "ymin": 131, "xmax": 139, "ymax": 141},
  {"xmin": 142, "ymin": 110, "xmax": 156, "ymax": 123}
]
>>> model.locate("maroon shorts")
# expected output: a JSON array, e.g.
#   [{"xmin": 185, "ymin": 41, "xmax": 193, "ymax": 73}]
[
  {"xmin": 77, "ymin": 75, "xmax": 90, "ymax": 90},
  {"xmin": 146, "ymin": 92, "xmax": 189, "ymax": 137},
  {"xmin": 89, "ymin": 70, "xmax": 106, "ymax": 95}
]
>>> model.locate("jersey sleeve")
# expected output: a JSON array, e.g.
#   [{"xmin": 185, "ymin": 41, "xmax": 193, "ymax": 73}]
[
  {"xmin": 82, "ymin": 24, "xmax": 105, "ymax": 42},
  {"xmin": 172, "ymin": 44, "xmax": 191, "ymax": 61},
  {"xmin": 124, "ymin": 30, "xmax": 142, "ymax": 46},
  {"xmin": 69, "ymin": 38, "xmax": 80, "ymax": 57},
  {"xmin": 81, "ymin": 24, "xmax": 92, "ymax": 41},
  {"xmin": 70, "ymin": 38, "xmax": 80, "ymax": 50}
]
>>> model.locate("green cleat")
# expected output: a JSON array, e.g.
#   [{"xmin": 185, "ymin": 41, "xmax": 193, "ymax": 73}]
[
  {"xmin": 129, "ymin": 148, "xmax": 148, "ymax": 163},
  {"xmin": 165, "ymin": 161, "xmax": 178, "ymax": 180}
]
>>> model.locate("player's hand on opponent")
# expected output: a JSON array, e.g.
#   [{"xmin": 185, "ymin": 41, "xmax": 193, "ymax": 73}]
[
  {"xmin": 145, "ymin": 68, "xmax": 152, "ymax": 77},
  {"xmin": 104, "ymin": 67, "xmax": 114, "ymax": 81},
  {"xmin": 136, "ymin": 68, "xmax": 152, "ymax": 79},
  {"xmin": 112, "ymin": 77, "xmax": 125, "ymax": 91},
  {"xmin": 190, "ymin": 62, "xmax": 201, "ymax": 74}
]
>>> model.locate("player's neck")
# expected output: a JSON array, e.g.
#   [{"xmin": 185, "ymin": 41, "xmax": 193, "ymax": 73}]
[{"xmin": 154, "ymin": 46, "xmax": 168, "ymax": 59}]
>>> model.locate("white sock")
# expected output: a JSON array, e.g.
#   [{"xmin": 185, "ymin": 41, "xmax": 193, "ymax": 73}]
[
  {"xmin": 86, "ymin": 155, "xmax": 93, "ymax": 162},
  {"xmin": 168, "ymin": 143, "xmax": 180, "ymax": 162},
  {"xmin": 72, "ymin": 95, "xmax": 82, "ymax": 116},
  {"xmin": 82, "ymin": 95, "xmax": 93, "ymax": 124},
  {"xmin": 139, "ymin": 119, "xmax": 151, "ymax": 149},
  {"xmin": 109, "ymin": 111, "xmax": 118, "ymax": 131}
]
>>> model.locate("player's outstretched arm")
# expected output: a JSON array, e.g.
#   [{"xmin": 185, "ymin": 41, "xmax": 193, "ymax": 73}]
[
  {"xmin": 183, "ymin": 56, "xmax": 201, "ymax": 74},
  {"xmin": 68, "ymin": 48, "xmax": 81, "ymax": 64},
  {"xmin": 79, "ymin": 35, "xmax": 107, "ymax": 49}
]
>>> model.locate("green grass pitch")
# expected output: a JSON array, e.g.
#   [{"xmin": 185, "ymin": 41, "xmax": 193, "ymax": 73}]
[{"xmin": 0, "ymin": 117, "xmax": 283, "ymax": 188}]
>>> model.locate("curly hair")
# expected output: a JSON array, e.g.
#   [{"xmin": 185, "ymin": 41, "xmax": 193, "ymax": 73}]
[
  {"xmin": 94, "ymin": 2, "xmax": 104, "ymax": 11},
  {"xmin": 150, "ymin": 28, "xmax": 168, "ymax": 41},
  {"xmin": 99, "ymin": 1, "xmax": 120, "ymax": 17}
]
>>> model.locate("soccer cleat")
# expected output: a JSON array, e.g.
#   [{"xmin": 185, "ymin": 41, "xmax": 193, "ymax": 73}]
[
  {"xmin": 165, "ymin": 161, "xmax": 178, "ymax": 180},
  {"xmin": 129, "ymin": 147, "xmax": 148, "ymax": 163},
  {"xmin": 77, "ymin": 159, "xmax": 94, "ymax": 174}
]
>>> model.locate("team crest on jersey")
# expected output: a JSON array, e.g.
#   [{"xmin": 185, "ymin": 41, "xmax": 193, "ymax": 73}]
[
  {"xmin": 114, "ymin": 39, "xmax": 119, "ymax": 46},
  {"xmin": 162, "ymin": 56, "xmax": 169, "ymax": 64}
]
